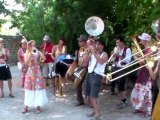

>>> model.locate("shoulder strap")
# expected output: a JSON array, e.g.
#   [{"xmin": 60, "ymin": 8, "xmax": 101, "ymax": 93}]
[{"xmin": 93, "ymin": 51, "xmax": 104, "ymax": 70}]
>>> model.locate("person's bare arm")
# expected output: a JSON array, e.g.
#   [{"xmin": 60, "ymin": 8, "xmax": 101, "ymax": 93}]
[
  {"xmin": 51, "ymin": 46, "xmax": 56, "ymax": 60},
  {"xmin": 148, "ymin": 64, "xmax": 158, "ymax": 80},
  {"xmin": 39, "ymin": 51, "xmax": 46, "ymax": 61},
  {"xmin": 90, "ymin": 46, "xmax": 108, "ymax": 64},
  {"xmin": 62, "ymin": 46, "xmax": 67, "ymax": 54},
  {"xmin": 24, "ymin": 51, "xmax": 31, "ymax": 65},
  {"xmin": 93, "ymin": 52, "xmax": 108, "ymax": 64}
]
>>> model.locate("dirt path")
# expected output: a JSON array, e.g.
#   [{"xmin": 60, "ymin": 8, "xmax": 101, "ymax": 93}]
[{"xmin": 0, "ymin": 66, "xmax": 150, "ymax": 120}]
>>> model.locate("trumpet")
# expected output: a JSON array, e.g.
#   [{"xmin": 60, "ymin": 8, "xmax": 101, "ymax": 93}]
[
  {"xmin": 32, "ymin": 47, "xmax": 38, "ymax": 55},
  {"xmin": 84, "ymin": 46, "xmax": 97, "ymax": 54}
]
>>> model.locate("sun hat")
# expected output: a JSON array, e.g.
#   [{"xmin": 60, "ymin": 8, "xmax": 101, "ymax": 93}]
[{"xmin": 138, "ymin": 33, "xmax": 151, "ymax": 41}]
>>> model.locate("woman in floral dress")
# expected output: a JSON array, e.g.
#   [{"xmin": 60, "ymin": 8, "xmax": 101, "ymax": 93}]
[
  {"xmin": 22, "ymin": 40, "xmax": 48, "ymax": 114},
  {"xmin": 130, "ymin": 33, "xmax": 152, "ymax": 117}
]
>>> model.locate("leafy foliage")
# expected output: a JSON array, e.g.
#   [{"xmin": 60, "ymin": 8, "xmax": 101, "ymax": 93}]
[
  {"xmin": 2, "ymin": 0, "xmax": 160, "ymax": 52},
  {"xmin": 0, "ymin": 0, "xmax": 10, "ymax": 26}
]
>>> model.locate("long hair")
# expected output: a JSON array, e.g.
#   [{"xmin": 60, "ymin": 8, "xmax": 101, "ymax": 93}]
[{"xmin": 25, "ymin": 40, "xmax": 36, "ymax": 61}]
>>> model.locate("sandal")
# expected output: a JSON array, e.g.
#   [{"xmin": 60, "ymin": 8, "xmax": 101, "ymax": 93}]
[
  {"xmin": 142, "ymin": 112, "xmax": 151, "ymax": 118},
  {"xmin": 132, "ymin": 109, "xmax": 143, "ymax": 113},
  {"xmin": 0, "ymin": 94, "xmax": 4, "ymax": 98},
  {"xmin": 87, "ymin": 112, "xmax": 95, "ymax": 117},
  {"xmin": 35, "ymin": 109, "xmax": 41, "ymax": 114},
  {"xmin": 9, "ymin": 94, "xmax": 14, "ymax": 98},
  {"xmin": 90, "ymin": 114, "xmax": 101, "ymax": 120},
  {"xmin": 22, "ymin": 108, "xmax": 28, "ymax": 114}
]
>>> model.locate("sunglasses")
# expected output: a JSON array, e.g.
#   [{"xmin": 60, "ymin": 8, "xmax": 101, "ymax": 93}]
[{"xmin": 96, "ymin": 42, "xmax": 102, "ymax": 45}]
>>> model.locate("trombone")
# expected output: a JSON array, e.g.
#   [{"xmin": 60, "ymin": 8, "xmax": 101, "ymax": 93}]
[
  {"xmin": 105, "ymin": 54, "xmax": 159, "ymax": 82},
  {"xmin": 107, "ymin": 46, "xmax": 120, "ymax": 63},
  {"xmin": 105, "ymin": 35, "xmax": 159, "ymax": 82}
]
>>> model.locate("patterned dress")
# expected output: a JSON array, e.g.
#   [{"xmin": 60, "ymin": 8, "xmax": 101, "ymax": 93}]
[
  {"xmin": 24, "ymin": 53, "xmax": 48, "ymax": 107},
  {"xmin": 130, "ymin": 48, "xmax": 152, "ymax": 115}
]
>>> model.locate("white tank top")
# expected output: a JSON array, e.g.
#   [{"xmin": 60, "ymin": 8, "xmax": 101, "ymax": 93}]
[{"xmin": 88, "ymin": 52, "xmax": 107, "ymax": 75}]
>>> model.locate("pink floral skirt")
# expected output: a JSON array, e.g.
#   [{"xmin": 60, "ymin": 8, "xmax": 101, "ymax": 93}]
[{"xmin": 130, "ymin": 80, "xmax": 152, "ymax": 115}]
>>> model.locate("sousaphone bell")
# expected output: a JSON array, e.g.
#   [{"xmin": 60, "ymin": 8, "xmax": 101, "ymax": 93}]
[{"xmin": 85, "ymin": 16, "xmax": 104, "ymax": 36}]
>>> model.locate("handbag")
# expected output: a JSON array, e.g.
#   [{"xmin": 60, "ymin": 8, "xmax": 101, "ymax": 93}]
[{"xmin": 17, "ymin": 62, "xmax": 22, "ymax": 70}]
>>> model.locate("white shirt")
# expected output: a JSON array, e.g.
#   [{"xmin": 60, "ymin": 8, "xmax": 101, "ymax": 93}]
[
  {"xmin": 88, "ymin": 52, "xmax": 107, "ymax": 75},
  {"xmin": 114, "ymin": 48, "xmax": 132, "ymax": 68}
]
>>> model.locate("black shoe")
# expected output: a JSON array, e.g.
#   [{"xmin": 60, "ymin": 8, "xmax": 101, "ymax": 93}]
[
  {"xmin": 117, "ymin": 101, "xmax": 128, "ymax": 109},
  {"xmin": 45, "ymin": 83, "xmax": 49, "ymax": 86},
  {"xmin": 75, "ymin": 103, "xmax": 84, "ymax": 106},
  {"xmin": 111, "ymin": 92, "xmax": 118, "ymax": 95}
]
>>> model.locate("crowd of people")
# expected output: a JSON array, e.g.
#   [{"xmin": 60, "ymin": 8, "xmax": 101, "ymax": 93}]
[{"xmin": 0, "ymin": 32, "xmax": 160, "ymax": 120}]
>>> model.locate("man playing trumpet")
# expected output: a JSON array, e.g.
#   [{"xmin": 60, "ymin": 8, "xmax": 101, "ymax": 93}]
[{"xmin": 85, "ymin": 38, "xmax": 108, "ymax": 119}]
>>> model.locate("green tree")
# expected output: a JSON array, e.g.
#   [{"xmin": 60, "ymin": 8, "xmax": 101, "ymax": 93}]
[
  {"xmin": 0, "ymin": 0, "xmax": 10, "ymax": 26},
  {"xmin": 8, "ymin": 0, "xmax": 160, "ymax": 52}
]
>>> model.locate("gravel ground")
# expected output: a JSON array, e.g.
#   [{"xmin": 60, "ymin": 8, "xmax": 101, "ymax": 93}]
[{"xmin": 0, "ymin": 66, "xmax": 150, "ymax": 120}]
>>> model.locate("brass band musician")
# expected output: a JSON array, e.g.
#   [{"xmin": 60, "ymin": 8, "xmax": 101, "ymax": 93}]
[
  {"xmin": 84, "ymin": 38, "xmax": 108, "ymax": 119},
  {"xmin": 110, "ymin": 36, "xmax": 132, "ymax": 109},
  {"xmin": 130, "ymin": 33, "xmax": 153, "ymax": 116},
  {"xmin": 67, "ymin": 35, "xmax": 90, "ymax": 106}
]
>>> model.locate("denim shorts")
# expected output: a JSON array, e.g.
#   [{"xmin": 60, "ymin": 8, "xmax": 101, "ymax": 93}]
[
  {"xmin": 84, "ymin": 72, "xmax": 102, "ymax": 98},
  {"xmin": 42, "ymin": 63, "xmax": 53, "ymax": 78}
]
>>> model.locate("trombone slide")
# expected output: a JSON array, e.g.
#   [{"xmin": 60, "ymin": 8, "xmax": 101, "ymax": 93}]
[
  {"xmin": 105, "ymin": 54, "xmax": 160, "ymax": 82},
  {"xmin": 107, "ymin": 53, "xmax": 115, "ymax": 63},
  {"xmin": 106, "ymin": 64, "xmax": 145, "ymax": 82}
]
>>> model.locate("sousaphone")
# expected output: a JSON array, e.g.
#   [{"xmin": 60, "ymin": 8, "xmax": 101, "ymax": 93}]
[
  {"xmin": 69, "ymin": 16, "xmax": 105, "ymax": 87},
  {"xmin": 85, "ymin": 16, "xmax": 104, "ymax": 36}
]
